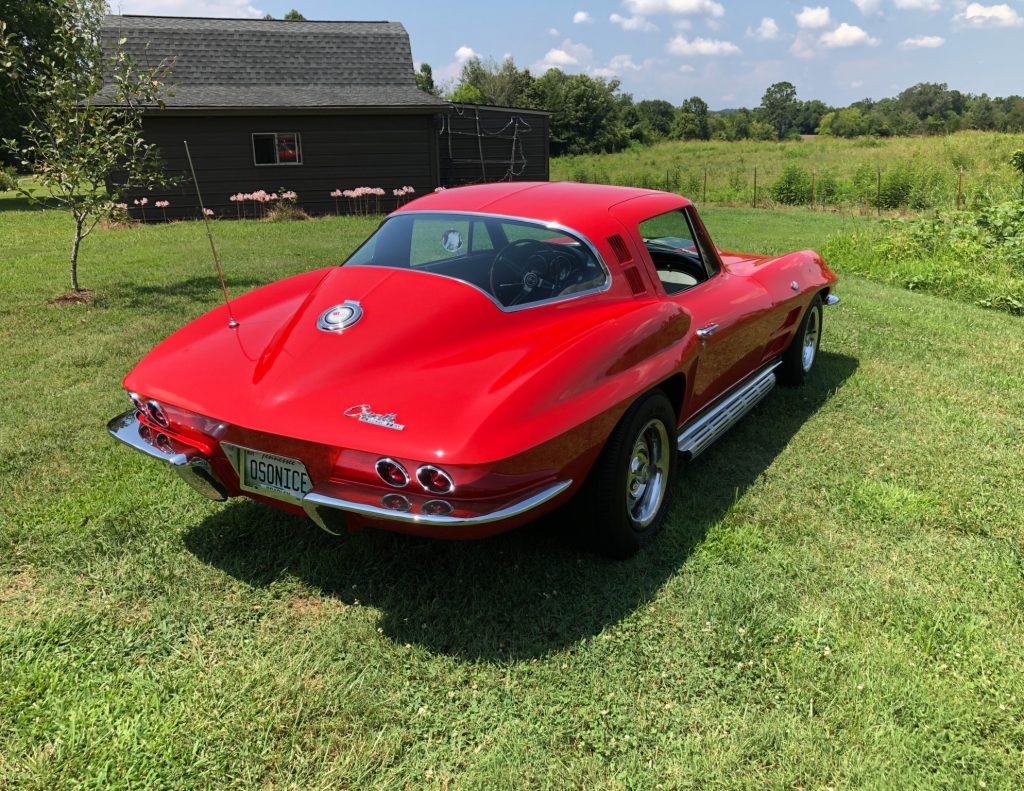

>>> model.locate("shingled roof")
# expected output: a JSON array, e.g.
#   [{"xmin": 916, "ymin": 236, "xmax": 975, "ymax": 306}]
[{"xmin": 99, "ymin": 15, "xmax": 447, "ymax": 110}]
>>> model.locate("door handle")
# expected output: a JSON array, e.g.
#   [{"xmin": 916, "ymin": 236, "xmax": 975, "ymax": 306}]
[{"xmin": 696, "ymin": 323, "xmax": 720, "ymax": 338}]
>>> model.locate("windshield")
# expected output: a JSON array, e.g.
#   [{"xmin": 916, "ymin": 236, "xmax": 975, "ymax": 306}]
[{"xmin": 344, "ymin": 212, "xmax": 608, "ymax": 309}]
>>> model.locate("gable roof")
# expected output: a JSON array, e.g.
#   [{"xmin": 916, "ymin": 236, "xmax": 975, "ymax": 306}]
[{"xmin": 99, "ymin": 15, "xmax": 448, "ymax": 111}]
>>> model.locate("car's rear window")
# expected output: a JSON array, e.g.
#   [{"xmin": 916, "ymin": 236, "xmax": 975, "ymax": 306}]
[{"xmin": 345, "ymin": 212, "xmax": 608, "ymax": 309}]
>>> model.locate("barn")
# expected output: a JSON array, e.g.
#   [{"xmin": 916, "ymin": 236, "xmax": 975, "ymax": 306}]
[{"xmin": 100, "ymin": 15, "xmax": 550, "ymax": 220}]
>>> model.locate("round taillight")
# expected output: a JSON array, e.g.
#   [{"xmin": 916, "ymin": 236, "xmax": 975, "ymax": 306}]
[
  {"xmin": 128, "ymin": 391, "xmax": 146, "ymax": 414},
  {"xmin": 375, "ymin": 458, "xmax": 409, "ymax": 488},
  {"xmin": 421, "ymin": 499, "xmax": 453, "ymax": 517},
  {"xmin": 154, "ymin": 433, "xmax": 174, "ymax": 454},
  {"xmin": 381, "ymin": 493, "xmax": 411, "ymax": 512},
  {"xmin": 146, "ymin": 399, "xmax": 169, "ymax": 427},
  {"xmin": 416, "ymin": 465, "xmax": 454, "ymax": 494}
]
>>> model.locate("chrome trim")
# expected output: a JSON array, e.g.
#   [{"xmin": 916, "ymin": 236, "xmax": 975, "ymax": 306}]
[
  {"xmin": 825, "ymin": 294, "xmax": 840, "ymax": 306},
  {"xmin": 375, "ymin": 457, "xmax": 410, "ymax": 488},
  {"xmin": 696, "ymin": 323, "xmax": 719, "ymax": 338},
  {"xmin": 317, "ymin": 300, "xmax": 363, "ymax": 332},
  {"xmin": 422, "ymin": 499, "xmax": 454, "ymax": 516},
  {"xmin": 381, "ymin": 493, "xmax": 412, "ymax": 512},
  {"xmin": 107, "ymin": 411, "xmax": 227, "ymax": 501},
  {"xmin": 301, "ymin": 479, "xmax": 573, "ymax": 530},
  {"xmin": 677, "ymin": 361, "xmax": 781, "ymax": 458},
  {"xmin": 146, "ymin": 399, "xmax": 168, "ymax": 427},
  {"xmin": 345, "ymin": 209, "xmax": 613, "ymax": 314},
  {"xmin": 416, "ymin": 464, "xmax": 454, "ymax": 494}
]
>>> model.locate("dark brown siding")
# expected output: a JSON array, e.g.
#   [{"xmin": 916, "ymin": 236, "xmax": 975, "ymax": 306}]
[
  {"xmin": 122, "ymin": 112, "xmax": 439, "ymax": 220},
  {"xmin": 438, "ymin": 106, "xmax": 550, "ymax": 187}
]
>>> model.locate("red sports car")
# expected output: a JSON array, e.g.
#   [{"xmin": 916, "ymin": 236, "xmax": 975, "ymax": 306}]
[{"xmin": 109, "ymin": 182, "xmax": 838, "ymax": 557}]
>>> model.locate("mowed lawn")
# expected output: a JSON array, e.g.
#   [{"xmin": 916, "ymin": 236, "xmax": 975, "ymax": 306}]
[{"xmin": 2, "ymin": 201, "xmax": 1023, "ymax": 789}]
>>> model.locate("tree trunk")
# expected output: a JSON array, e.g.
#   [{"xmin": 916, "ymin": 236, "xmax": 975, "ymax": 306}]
[{"xmin": 70, "ymin": 217, "xmax": 83, "ymax": 292}]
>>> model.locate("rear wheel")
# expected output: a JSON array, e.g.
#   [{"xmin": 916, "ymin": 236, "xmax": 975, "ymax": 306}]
[
  {"xmin": 778, "ymin": 294, "xmax": 823, "ymax": 387},
  {"xmin": 575, "ymin": 390, "xmax": 678, "ymax": 558}
]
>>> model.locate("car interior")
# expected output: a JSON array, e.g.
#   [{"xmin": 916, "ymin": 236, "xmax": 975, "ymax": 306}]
[{"xmin": 639, "ymin": 209, "xmax": 717, "ymax": 295}]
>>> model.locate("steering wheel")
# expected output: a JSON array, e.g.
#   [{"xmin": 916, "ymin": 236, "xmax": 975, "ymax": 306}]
[{"xmin": 489, "ymin": 239, "xmax": 584, "ymax": 307}]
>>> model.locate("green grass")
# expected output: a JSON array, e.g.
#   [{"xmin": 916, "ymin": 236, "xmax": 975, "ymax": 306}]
[
  {"xmin": 2, "ymin": 202, "xmax": 1024, "ymax": 788},
  {"xmin": 553, "ymin": 131, "xmax": 1024, "ymax": 212}
]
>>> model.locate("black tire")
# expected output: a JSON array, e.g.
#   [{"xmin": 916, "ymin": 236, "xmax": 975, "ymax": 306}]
[
  {"xmin": 573, "ymin": 390, "xmax": 678, "ymax": 559},
  {"xmin": 778, "ymin": 294, "xmax": 824, "ymax": 387}
]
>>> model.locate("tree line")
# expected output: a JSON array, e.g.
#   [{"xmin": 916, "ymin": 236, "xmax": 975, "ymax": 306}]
[{"xmin": 416, "ymin": 56, "xmax": 1024, "ymax": 157}]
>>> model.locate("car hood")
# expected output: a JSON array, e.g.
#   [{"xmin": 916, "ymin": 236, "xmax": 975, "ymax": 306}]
[{"xmin": 125, "ymin": 265, "xmax": 673, "ymax": 463}]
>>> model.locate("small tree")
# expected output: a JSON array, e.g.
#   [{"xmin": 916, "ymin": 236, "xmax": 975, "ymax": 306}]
[{"xmin": 0, "ymin": 0, "xmax": 172, "ymax": 294}]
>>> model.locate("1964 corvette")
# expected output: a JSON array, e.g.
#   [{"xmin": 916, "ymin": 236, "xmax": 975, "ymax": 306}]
[{"xmin": 109, "ymin": 182, "xmax": 838, "ymax": 557}]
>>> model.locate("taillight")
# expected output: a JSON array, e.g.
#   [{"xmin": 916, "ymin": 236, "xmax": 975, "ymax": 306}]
[
  {"xmin": 146, "ymin": 399, "xmax": 169, "ymax": 427},
  {"xmin": 416, "ymin": 465, "xmax": 454, "ymax": 494},
  {"xmin": 128, "ymin": 391, "xmax": 146, "ymax": 414},
  {"xmin": 375, "ymin": 458, "xmax": 410, "ymax": 488}
]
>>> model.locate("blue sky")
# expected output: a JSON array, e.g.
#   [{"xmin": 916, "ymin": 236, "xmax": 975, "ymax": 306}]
[{"xmin": 113, "ymin": 0, "xmax": 1024, "ymax": 109}]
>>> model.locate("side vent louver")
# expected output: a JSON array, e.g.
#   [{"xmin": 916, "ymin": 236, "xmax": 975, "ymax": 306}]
[
  {"xmin": 623, "ymin": 266, "xmax": 646, "ymax": 296},
  {"xmin": 607, "ymin": 234, "xmax": 632, "ymax": 264}
]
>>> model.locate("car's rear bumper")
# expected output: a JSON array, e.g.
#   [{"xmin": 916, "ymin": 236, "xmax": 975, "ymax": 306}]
[{"xmin": 107, "ymin": 410, "xmax": 572, "ymax": 536}]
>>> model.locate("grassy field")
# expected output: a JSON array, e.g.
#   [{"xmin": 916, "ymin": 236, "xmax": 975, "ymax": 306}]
[
  {"xmin": 2, "ymin": 201, "xmax": 1024, "ymax": 788},
  {"xmin": 553, "ymin": 131, "xmax": 1024, "ymax": 212}
]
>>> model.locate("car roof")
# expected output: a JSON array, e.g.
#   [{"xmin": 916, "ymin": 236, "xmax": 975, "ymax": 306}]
[{"xmin": 394, "ymin": 182, "xmax": 692, "ymax": 228}]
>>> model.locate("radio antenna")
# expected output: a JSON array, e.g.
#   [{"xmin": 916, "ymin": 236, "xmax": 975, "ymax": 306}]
[{"xmin": 183, "ymin": 140, "xmax": 239, "ymax": 329}]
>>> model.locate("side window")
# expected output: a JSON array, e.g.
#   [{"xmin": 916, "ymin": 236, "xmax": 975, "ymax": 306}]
[
  {"xmin": 469, "ymin": 221, "xmax": 494, "ymax": 253},
  {"xmin": 639, "ymin": 209, "xmax": 711, "ymax": 296},
  {"xmin": 685, "ymin": 208, "xmax": 721, "ymax": 276}
]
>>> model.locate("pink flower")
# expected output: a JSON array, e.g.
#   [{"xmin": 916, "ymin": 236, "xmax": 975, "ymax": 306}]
[
  {"xmin": 114, "ymin": 203, "xmax": 128, "ymax": 210},
  {"xmin": 434, "ymin": 186, "xmax": 447, "ymax": 193},
  {"xmin": 139, "ymin": 197, "xmax": 149, "ymax": 206},
  {"xmin": 133, "ymin": 199, "xmax": 140, "ymax": 206},
  {"xmin": 282, "ymin": 190, "xmax": 297, "ymax": 200},
  {"xmin": 155, "ymin": 200, "xmax": 169, "ymax": 208},
  {"xmin": 203, "ymin": 208, "xmax": 214, "ymax": 217},
  {"xmin": 330, "ymin": 189, "xmax": 342, "ymax": 198}
]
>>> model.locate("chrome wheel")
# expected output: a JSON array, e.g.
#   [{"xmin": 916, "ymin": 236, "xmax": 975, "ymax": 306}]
[
  {"xmin": 626, "ymin": 418, "xmax": 671, "ymax": 530},
  {"xmin": 801, "ymin": 305, "xmax": 820, "ymax": 372}
]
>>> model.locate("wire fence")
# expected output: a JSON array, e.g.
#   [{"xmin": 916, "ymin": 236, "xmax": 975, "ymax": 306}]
[{"xmin": 565, "ymin": 162, "xmax": 1024, "ymax": 215}]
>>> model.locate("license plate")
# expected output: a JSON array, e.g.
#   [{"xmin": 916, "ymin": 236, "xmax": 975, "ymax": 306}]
[{"xmin": 239, "ymin": 448, "xmax": 312, "ymax": 503}]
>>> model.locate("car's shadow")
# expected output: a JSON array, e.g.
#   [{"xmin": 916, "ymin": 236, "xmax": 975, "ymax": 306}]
[{"xmin": 183, "ymin": 352, "xmax": 858, "ymax": 662}]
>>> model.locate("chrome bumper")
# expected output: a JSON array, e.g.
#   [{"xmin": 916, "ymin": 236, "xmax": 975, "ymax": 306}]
[
  {"xmin": 301, "ymin": 480, "xmax": 573, "ymax": 533},
  {"xmin": 107, "ymin": 411, "xmax": 228, "ymax": 501},
  {"xmin": 108, "ymin": 410, "xmax": 571, "ymax": 530}
]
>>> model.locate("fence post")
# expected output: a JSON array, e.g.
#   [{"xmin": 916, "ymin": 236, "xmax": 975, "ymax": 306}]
[
  {"xmin": 876, "ymin": 168, "xmax": 881, "ymax": 217},
  {"xmin": 957, "ymin": 167, "xmax": 964, "ymax": 211},
  {"xmin": 753, "ymin": 167, "xmax": 757, "ymax": 209},
  {"xmin": 703, "ymin": 167, "xmax": 707, "ymax": 204}
]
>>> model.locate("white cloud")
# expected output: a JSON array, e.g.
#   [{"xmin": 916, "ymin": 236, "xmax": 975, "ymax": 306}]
[
  {"xmin": 893, "ymin": 0, "xmax": 940, "ymax": 9},
  {"xmin": 454, "ymin": 45, "xmax": 478, "ymax": 62},
  {"xmin": 954, "ymin": 3, "xmax": 1024, "ymax": 27},
  {"xmin": 622, "ymin": 0, "xmax": 725, "ymax": 18},
  {"xmin": 114, "ymin": 0, "xmax": 263, "ymax": 16},
  {"xmin": 610, "ymin": 13, "xmax": 659, "ymax": 31},
  {"xmin": 850, "ymin": 0, "xmax": 882, "ymax": 14},
  {"xmin": 608, "ymin": 53, "xmax": 644, "ymax": 70},
  {"xmin": 820, "ymin": 22, "xmax": 880, "ymax": 46},
  {"xmin": 679, "ymin": 63, "xmax": 696, "ymax": 72},
  {"xmin": 667, "ymin": 34, "xmax": 741, "ymax": 55},
  {"xmin": 901, "ymin": 34, "xmax": 945, "ymax": 47},
  {"xmin": 573, "ymin": 10, "xmax": 594, "ymax": 23},
  {"xmin": 548, "ymin": 27, "xmax": 560, "ymax": 36},
  {"xmin": 672, "ymin": 18, "xmax": 693, "ymax": 29},
  {"xmin": 533, "ymin": 38, "xmax": 594, "ymax": 71},
  {"xmin": 796, "ymin": 6, "xmax": 832, "ymax": 28},
  {"xmin": 789, "ymin": 31, "xmax": 818, "ymax": 57},
  {"xmin": 747, "ymin": 17, "xmax": 780, "ymax": 39}
]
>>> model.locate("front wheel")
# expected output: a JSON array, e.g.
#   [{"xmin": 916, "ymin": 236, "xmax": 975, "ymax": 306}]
[
  {"xmin": 574, "ymin": 390, "xmax": 678, "ymax": 558},
  {"xmin": 778, "ymin": 294, "xmax": 823, "ymax": 387}
]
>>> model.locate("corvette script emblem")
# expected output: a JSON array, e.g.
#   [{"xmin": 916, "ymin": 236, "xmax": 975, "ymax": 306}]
[{"xmin": 344, "ymin": 404, "xmax": 405, "ymax": 431}]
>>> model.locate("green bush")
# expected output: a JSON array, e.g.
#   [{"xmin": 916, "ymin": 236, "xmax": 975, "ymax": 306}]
[
  {"xmin": 815, "ymin": 170, "xmax": 840, "ymax": 205},
  {"xmin": 0, "ymin": 166, "xmax": 17, "ymax": 192},
  {"xmin": 770, "ymin": 164, "xmax": 812, "ymax": 205}
]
